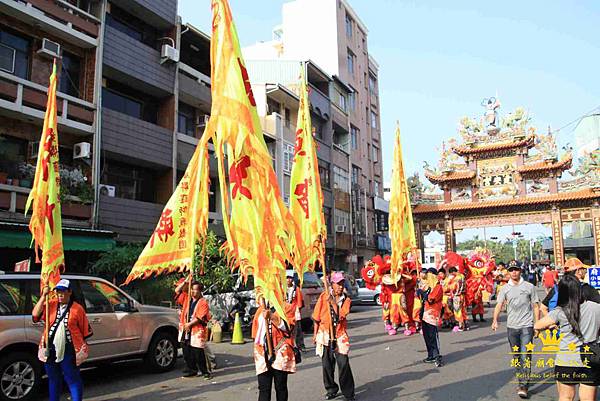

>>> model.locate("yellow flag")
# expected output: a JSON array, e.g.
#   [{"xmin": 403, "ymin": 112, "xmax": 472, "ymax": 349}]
[
  {"xmin": 389, "ymin": 123, "xmax": 418, "ymax": 281},
  {"xmin": 289, "ymin": 65, "xmax": 326, "ymax": 275},
  {"xmin": 25, "ymin": 60, "xmax": 64, "ymax": 291},
  {"xmin": 124, "ymin": 135, "xmax": 211, "ymax": 284},
  {"xmin": 208, "ymin": 0, "xmax": 305, "ymax": 319}
]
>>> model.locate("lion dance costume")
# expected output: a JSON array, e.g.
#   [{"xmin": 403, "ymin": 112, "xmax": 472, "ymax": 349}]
[
  {"xmin": 442, "ymin": 249, "xmax": 495, "ymax": 324},
  {"xmin": 361, "ymin": 255, "xmax": 418, "ymax": 336}
]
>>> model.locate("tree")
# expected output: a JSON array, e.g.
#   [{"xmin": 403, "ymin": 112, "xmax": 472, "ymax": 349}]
[
  {"xmin": 192, "ymin": 231, "xmax": 236, "ymax": 293},
  {"xmin": 407, "ymin": 172, "xmax": 424, "ymax": 204},
  {"xmin": 90, "ymin": 243, "xmax": 144, "ymax": 283}
]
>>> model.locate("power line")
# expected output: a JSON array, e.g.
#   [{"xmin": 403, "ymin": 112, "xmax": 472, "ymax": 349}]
[{"xmin": 552, "ymin": 105, "xmax": 600, "ymax": 135}]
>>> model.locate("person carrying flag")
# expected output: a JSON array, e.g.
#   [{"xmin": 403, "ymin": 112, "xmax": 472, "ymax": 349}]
[
  {"xmin": 286, "ymin": 272, "xmax": 306, "ymax": 352},
  {"xmin": 313, "ymin": 272, "xmax": 355, "ymax": 401},
  {"xmin": 32, "ymin": 279, "xmax": 92, "ymax": 401},
  {"xmin": 252, "ymin": 297, "xmax": 296, "ymax": 401},
  {"xmin": 175, "ymin": 277, "xmax": 212, "ymax": 380}
]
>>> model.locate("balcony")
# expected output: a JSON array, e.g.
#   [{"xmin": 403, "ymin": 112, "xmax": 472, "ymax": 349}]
[
  {"xmin": 260, "ymin": 113, "xmax": 293, "ymax": 141},
  {"xmin": 98, "ymin": 195, "xmax": 163, "ymax": 243},
  {"xmin": 331, "ymin": 103, "xmax": 349, "ymax": 133},
  {"xmin": 308, "ymin": 83, "xmax": 330, "ymax": 120},
  {"xmin": 0, "ymin": 184, "xmax": 91, "ymax": 227},
  {"xmin": 103, "ymin": 25, "xmax": 176, "ymax": 96},
  {"xmin": 335, "ymin": 233, "xmax": 352, "ymax": 250},
  {"xmin": 117, "ymin": 0, "xmax": 177, "ymax": 28},
  {"xmin": 178, "ymin": 64, "xmax": 211, "ymax": 111},
  {"xmin": 334, "ymin": 189, "xmax": 351, "ymax": 211},
  {"xmin": 102, "ymin": 108, "xmax": 172, "ymax": 168},
  {"xmin": 0, "ymin": 0, "xmax": 100, "ymax": 47},
  {"xmin": 0, "ymin": 70, "xmax": 95, "ymax": 135}
]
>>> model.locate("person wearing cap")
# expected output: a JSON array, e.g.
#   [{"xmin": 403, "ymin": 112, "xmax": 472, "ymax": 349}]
[
  {"xmin": 32, "ymin": 279, "xmax": 92, "ymax": 401},
  {"xmin": 492, "ymin": 262, "xmax": 540, "ymax": 399},
  {"xmin": 312, "ymin": 271, "xmax": 355, "ymax": 401},
  {"xmin": 286, "ymin": 271, "xmax": 306, "ymax": 352},
  {"xmin": 541, "ymin": 258, "xmax": 600, "ymax": 318},
  {"xmin": 417, "ymin": 267, "xmax": 444, "ymax": 367},
  {"xmin": 252, "ymin": 296, "xmax": 296, "ymax": 401},
  {"xmin": 175, "ymin": 277, "xmax": 212, "ymax": 380}
]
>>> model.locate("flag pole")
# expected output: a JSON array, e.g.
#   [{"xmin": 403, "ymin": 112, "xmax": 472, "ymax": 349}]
[{"xmin": 44, "ymin": 285, "xmax": 49, "ymax": 355}]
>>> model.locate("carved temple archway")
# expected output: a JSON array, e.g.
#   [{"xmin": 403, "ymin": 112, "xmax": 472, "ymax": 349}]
[{"xmin": 413, "ymin": 101, "xmax": 600, "ymax": 266}]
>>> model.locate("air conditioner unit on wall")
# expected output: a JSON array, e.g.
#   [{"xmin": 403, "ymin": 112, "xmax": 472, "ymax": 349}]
[
  {"xmin": 196, "ymin": 114, "xmax": 210, "ymax": 128},
  {"xmin": 336, "ymin": 225, "xmax": 346, "ymax": 233},
  {"xmin": 37, "ymin": 38, "xmax": 61, "ymax": 59},
  {"xmin": 73, "ymin": 142, "xmax": 91, "ymax": 159},
  {"xmin": 98, "ymin": 184, "xmax": 115, "ymax": 197},
  {"xmin": 160, "ymin": 44, "xmax": 179, "ymax": 64}
]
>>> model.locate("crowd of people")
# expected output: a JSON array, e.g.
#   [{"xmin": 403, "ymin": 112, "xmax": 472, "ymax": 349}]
[{"xmin": 30, "ymin": 255, "xmax": 600, "ymax": 401}]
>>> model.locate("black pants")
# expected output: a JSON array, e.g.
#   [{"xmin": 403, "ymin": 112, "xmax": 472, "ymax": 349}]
[
  {"xmin": 182, "ymin": 341, "xmax": 208, "ymax": 375},
  {"xmin": 322, "ymin": 346, "xmax": 355, "ymax": 399},
  {"xmin": 257, "ymin": 367, "xmax": 288, "ymax": 401},
  {"xmin": 422, "ymin": 321, "xmax": 441, "ymax": 361}
]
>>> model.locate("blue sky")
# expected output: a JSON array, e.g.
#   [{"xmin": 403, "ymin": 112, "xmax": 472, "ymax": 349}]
[{"xmin": 179, "ymin": 0, "xmax": 600, "ymax": 184}]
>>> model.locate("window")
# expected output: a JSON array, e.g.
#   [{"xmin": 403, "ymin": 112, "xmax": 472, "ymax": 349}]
[
  {"xmin": 267, "ymin": 97, "xmax": 280, "ymax": 115},
  {"xmin": 371, "ymin": 111, "xmax": 378, "ymax": 129},
  {"xmin": 0, "ymin": 135, "xmax": 27, "ymax": 179},
  {"xmin": 79, "ymin": 280, "xmax": 113, "ymax": 313},
  {"xmin": 347, "ymin": 49, "xmax": 355, "ymax": 75},
  {"xmin": 369, "ymin": 74, "xmax": 377, "ymax": 95},
  {"xmin": 335, "ymin": 210, "xmax": 350, "ymax": 228},
  {"xmin": 106, "ymin": 4, "xmax": 158, "ymax": 49},
  {"xmin": 102, "ymin": 80, "xmax": 158, "ymax": 123},
  {"xmin": 336, "ymin": 90, "xmax": 346, "ymax": 112},
  {"xmin": 374, "ymin": 181, "xmax": 380, "ymax": 196},
  {"xmin": 348, "ymin": 91, "xmax": 356, "ymax": 111},
  {"xmin": 90, "ymin": 281, "xmax": 130, "ymax": 312},
  {"xmin": 283, "ymin": 142, "xmax": 294, "ymax": 174},
  {"xmin": 284, "ymin": 107, "xmax": 291, "ymax": 128},
  {"xmin": 313, "ymin": 119, "xmax": 323, "ymax": 140},
  {"xmin": 319, "ymin": 161, "xmax": 330, "ymax": 188},
  {"xmin": 101, "ymin": 159, "xmax": 157, "ymax": 202},
  {"xmin": 324, "ymin": 207, "xmax": 332, "ymax": 234},
  {"xmin": 345, "ymin": 14, "xmax": 353, "ymax": 38},
  {"xmin": 352, "ymin": 165, "xmax": 360, "ymax": 186},
  {"xmin": 59, "ymin": 51, "xmax": 81, "ymax": 97},
  {"xmin": 350, "ymin": 126, "xmax": 359, "ymax": 150},
  {"xmin": 178, "ymin": 102, "xmax": 196, "ymax": 137},
  {"xmin": 0, "ymin": 29, "xmax": 30, "ymax": 79},
  {"xmin": 0, "ymin": 280, "xmax": 25, "ymax": 315},
  {"xmin": 372, "ymin": 145, "xmax": 379, "ymax": 162},
  {"xmin": 333, "ymin": 165, "xmax": 349, "ymax": 190}
]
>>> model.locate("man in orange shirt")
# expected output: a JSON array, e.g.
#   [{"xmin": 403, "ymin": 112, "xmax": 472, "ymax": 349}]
[
  {"xmin": 417, "ymin": 268, "xmax": 444, "ymax": 367},
  {"xmin": 542, "ymin": 265, "xmax": 559, "ymax": 294},
  {"xmin": 175, "ymin": 278, "xmax": 211, "ymax": 379},
  {"xmin": 313, "ymin": 272, "xmax": 355, "ymax": 401},
  {"xmin": 286, "ymin": 272, "xmax": 306, "ymax": 352}
]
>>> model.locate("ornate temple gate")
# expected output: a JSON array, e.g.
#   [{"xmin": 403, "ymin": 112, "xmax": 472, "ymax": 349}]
[{"xmin": 413, "ymin": 99, "xmax": 600, "ymax": 266}]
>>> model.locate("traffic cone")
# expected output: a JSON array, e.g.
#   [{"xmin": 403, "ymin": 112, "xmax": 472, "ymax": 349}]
[{"xmin": 231, "ymin": 313, "xmax": 245, "ymax": 344}]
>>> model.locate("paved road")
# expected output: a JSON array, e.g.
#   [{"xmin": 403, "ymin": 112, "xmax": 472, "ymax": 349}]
[{"xmin": 45, "ymin": 300, "xmax": 559, "ymax": 401}]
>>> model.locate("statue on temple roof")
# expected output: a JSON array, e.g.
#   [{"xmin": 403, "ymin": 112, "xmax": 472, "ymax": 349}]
[{"xmin": 481, "ymin": 96, "xmax": 501, "ymax": 134}]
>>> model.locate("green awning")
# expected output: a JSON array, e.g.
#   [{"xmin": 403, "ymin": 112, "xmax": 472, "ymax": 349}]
[{"xmin": 0, "ymin": 230, "xmax": 115, "ymax": 251}]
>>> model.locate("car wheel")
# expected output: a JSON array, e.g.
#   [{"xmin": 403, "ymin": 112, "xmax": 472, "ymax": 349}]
[
  {"xmin": 375, "ymin": 294, "xmax": 382, "ymax": 306},
  {"xmin": 145, "ymin": 332, "xmax": 177, "ymax": 373},
  {"xmin": 0, "ymin": 352, "xmax": 42, "ymax": 401}
]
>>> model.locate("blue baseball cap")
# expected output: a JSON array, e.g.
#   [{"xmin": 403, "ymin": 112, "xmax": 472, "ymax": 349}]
[{"xmin": 54, "ymin": 279, "xmax": 71, "ymax": 291}]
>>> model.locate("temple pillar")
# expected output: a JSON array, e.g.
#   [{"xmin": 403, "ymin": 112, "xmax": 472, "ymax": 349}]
[
  {"xmin": 444, "ymin": 215, "xmax": 455, "ymax": 253},
  {"xmin": 551, "ymin": 206, "xmax": 565, "ymax": 267},
  {"xmin": 591, "ymin": 203, "xmax": 600, "ymax": 265},
  {"xmin": 415, "ymin": 221, "xmax": 424, "ymax": 264}
]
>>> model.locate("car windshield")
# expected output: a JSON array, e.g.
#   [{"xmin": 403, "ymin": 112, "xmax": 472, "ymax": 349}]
[
  {"xmin": 357, "ymin": 280, "xmax": 366, "ymax": 288},
  {"xmin": 302, "ymin": 272, "xmax": 322, "ymax": 289}
]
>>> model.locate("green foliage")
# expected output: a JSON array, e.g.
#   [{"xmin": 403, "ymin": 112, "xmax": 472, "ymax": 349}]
[
  {"xmin": 90, "ymin": 243, "xmax": 144, "ymax": 282},
  {"xmin": 191, "ymin": 231, "xmax": 236, "ymax": 293},
  {"xmin": 407, "ymin": 172, "xmax": 424, "ymax": 204},
  {"xmin": 456, "ymin": 237, "xmax": 546, "ymax": 264}
]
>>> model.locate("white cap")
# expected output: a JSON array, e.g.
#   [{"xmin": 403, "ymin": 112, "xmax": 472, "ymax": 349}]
[{"xmin": 54, "ymin": 279, "xmax": 71, "ymax": 291}]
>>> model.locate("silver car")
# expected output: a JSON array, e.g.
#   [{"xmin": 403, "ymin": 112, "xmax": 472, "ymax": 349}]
[
  {"xmin": 0, "ymin": 273, "xmax": 180, "ymax": 401},
  {"xmin": 356, "ymin": 278, "xmax": 381, "ymax": 305}
]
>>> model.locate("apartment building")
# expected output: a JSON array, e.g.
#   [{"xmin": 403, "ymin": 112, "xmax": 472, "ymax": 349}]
[
  {"xmin": 244, "ymin": 0, "xmax": 386, "ymax": 272},
  {"xmin": 246, "ymin": 59, "xmax": 353, "ymax": 270},
  {"xmin": 0, "ymin": 0, "xmax": 222, "ymax": 270}
]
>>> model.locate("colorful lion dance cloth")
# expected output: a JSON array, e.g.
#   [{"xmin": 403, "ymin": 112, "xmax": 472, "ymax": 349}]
[
  {"xmin": 442, "ymin": 249, "xmax": 495, "ymax": 324},
  {"xmin": 361, "ymin": 255, "xmax": 419, "ymax": 336}
]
